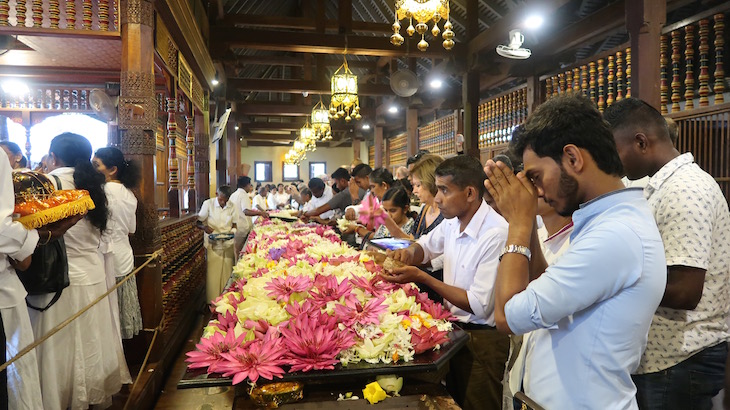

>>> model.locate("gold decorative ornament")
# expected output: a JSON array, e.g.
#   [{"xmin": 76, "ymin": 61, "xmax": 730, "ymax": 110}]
[
  {"xmin": 311, "ymin": 99, "xmax": 332, "ymax": 141},
  {"xmin": 391, "ymin": 0, "xmax": 455, "ymax": 51},
  {"xmin": 330, "ymin": 56, "xmax": 361, "ymax": 122}
]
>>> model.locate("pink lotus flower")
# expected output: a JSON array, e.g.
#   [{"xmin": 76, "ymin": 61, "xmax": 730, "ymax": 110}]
[
  {"xmin": 186, "ymin": 330, "xmax": 247, "ymax": 374},
  {"xmin": 284, "ymin": 299, "xmax": 319, "ymax": 320},
  {"xmin": 362, "ymin": 259, "xmax": 382, "ymax": 273},
  {"xmin": 265, "ymin": 275, "xmax": 313, "ymax": 302},
  {"xmin": 218, "ymin": 329, "xmax": 287, "ymax": 384},
  {"xmin": 410, "ymin": 326, "xmax": 451, "ymax": 354},
  {"xmin": 333, "ymin": 296, "xmax": 387, "ymax": 327},
  {"xmin": 281, "ymin": 311, "xmax": 355, "ymax": 372},
  {"xmin": 309, "ymin": 275, "xmax": 354, "ymax": 306},
  {"xmin": 350, "ymin": 275, "xmax": 398, "ymax": 298},
  {"xmin": 420, "ymin": 299, "xmax": 457, "ymax": 321},
  {"xmin": 252, "ymin": 267, "xmax": 269, "ymax": 278},
  {"xmin": 326, "ymin": 255, "xmax": 360, "ymax": 266}
]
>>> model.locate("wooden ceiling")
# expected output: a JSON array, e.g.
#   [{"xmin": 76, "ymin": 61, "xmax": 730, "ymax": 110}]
[{"xmin": 208, "ymin": 0, "xmax": 719, "ymax": 146}]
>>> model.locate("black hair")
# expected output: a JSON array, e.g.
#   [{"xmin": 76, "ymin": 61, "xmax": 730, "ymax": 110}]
[
  {"xmin": 603, "ymin": 97, "xmax": 672, "ymax": 142},
  {"xmin": 300, "ymin": 187, "xmax": 312, "ymax": 198},
  {"xmin": 277, "ymin": 183, "xmax": 284, "ymax": 188},
  {"xmin": 369, "ymin": 167, "xmax": 394, "ymax": 187},
  {"xmin": 434, "ymin": 155, "xmax": 487, "ymax": 197},
  {"xmin": 237, "ymin": 176, "xmax": 252, "ymax": 188},
  {"xmin": 308, "ymin": 177, "xmax": 325, "ymax": 191},
  {"xmin": 218, "ymin": 185, "xmax": 233, "ymax": 198},
  {"xmin": 382, "ymin": 186, "xmax": 418, "ymax": 220},
  {"xmin": 0, "ymin": 141, "xmax": 22, "ymax": 155},
  {"xmin": 511, "ymin": 93, "xmax": 623, "ymax": 176},
  {"xmin": 331, "ymin": 167, "xmax": 350, "ymax": 181},
  {"xmin": 351, "ymin": 163, "xmax": 372, "ymax": 178},
  {"xmin": 395, "ymin": 177, "xmax": 413, "ymax": 196},
  {"xmin": 94, "ymin": 146, "xmax": 141, "ymax": 189},
  {"xmin": 19, "ymin": 156, "xmax": 27, "ymax": 168},
  {"xmin": 49, "ymin": 132, "xmax": 108, "ymax": 232}
]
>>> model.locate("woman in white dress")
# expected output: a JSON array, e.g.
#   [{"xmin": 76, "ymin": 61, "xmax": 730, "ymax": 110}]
[
  {"xmin": 93, "ymin": 147, "xmax": 143, "ymax": 340},
  {"xmin": 27, "ymin": 133, "xmax": 127, "ymax": 410}
]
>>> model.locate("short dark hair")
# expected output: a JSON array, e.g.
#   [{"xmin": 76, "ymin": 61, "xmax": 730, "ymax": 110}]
[
  {"xmin": 308, "ymin": 177, "xmax": 325, "ymax": 191},
  {"xmin": 435, "ymin": 155, "xmax": 486, "ymax": 197},
  {"xmin": 331, "ymin": 167, "xmax": 350, "ymax": 180},
  {"xmin": 351, "ymin": 163, "xmax": 372, "ymax": 178},
  {"xmin": 0, "ymin": 141, "xmax": 22, "ymax": 155},
  {"xmin": 218, "ymin": 185, "xmax": 233, "ymax": 198},
  {"xmin": 511, "ymin": 94, "xmax": 623, "ymax": 177},
  {"xmin": 382, "ymin": 186, "xmax": 410, "ymax": 209},
  {"xmin": 300, "ymin": 187, "xmax": 312, "ymax": 198},
  {"xmin": 369, "ymin": 167, "xmax": 394, "ymax": 187},
  {"xmin": 237, "ymin": 176, "xmax": 252, "ymax": 188},
  {"xmin": 603, "ymin": 97, "xmax": 672, "ymax": 142}
]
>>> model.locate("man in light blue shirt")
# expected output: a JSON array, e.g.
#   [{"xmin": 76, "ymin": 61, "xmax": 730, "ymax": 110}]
[{"xmin": 484, "ymin": 94, "xmax": 666, "ymax": 409}]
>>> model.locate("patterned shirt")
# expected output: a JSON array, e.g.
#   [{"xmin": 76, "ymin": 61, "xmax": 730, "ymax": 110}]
[{"xmin": 636, "ymin": 153, "xmax": 730, "ymax": 374}]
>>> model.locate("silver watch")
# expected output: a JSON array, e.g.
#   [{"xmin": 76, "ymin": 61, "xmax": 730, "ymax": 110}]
[{"xmin": 499, "ymin": 244, "xmax": 531, "ymax": 262}]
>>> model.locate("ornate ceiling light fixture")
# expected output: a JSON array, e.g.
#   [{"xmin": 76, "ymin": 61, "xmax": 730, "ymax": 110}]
[
  {"xmin": 311, "ymin": 98, "xmax": 332, "ymax": 140},
  {"xmin": 391, "ymin": 0, "xmax": 455, "ymax": 51},
  {"xmin": 299, "ymin": 121, "xmax": 317, "ymax": 151},
  {"xmin": 330, "ymin": 56, "xmax": 361, "ymax": 122}
]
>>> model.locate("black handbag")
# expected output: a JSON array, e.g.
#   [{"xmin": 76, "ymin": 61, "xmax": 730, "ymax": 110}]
[{"xmin": 17, "ymin": 175, "xmax": 70, "ymax": 312}]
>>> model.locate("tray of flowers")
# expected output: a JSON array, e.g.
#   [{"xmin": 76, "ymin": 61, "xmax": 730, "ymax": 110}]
[{"xmin": 179, "ymin": 219, "xmax": 467, "ymax": 389}]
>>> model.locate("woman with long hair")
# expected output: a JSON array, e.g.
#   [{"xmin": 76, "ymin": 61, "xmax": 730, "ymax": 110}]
[
  {"xmin": 27, "ymin": 133, "xmax": 127, "ymax": 410},
  {"xmin": 93, "ymin": 147, "xmax": 142, "ymax": 341}
]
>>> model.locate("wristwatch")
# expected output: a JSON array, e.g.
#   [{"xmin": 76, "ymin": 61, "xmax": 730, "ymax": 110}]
[{"xmin": 499, "ymin": 244, "xmax": 531, "ymax": 262}]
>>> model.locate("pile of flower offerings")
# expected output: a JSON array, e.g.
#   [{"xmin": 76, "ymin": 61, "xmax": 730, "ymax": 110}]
[{"xmin": 186, "ymin": 219, "xmax": 456, "ymax": 386}]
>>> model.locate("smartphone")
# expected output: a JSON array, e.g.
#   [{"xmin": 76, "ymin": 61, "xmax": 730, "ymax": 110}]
[{"xmin": 368, "ymin": 238, "xmax": 413, "ymax": 251}]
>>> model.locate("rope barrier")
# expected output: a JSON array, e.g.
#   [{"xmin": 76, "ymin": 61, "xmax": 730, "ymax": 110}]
[
  {"xmin": 122, "ymin": 312, "xmax": 164, "ymax": 410},
  {"xmin": 0, "ymin": 248, "xmax": 163, "ymax": 373}
]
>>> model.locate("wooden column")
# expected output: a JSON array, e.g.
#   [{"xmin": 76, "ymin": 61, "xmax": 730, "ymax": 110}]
[
  {"xmin": 185, "ymin": 115, "xmax": 196, "ymax": 211},
  {"xmin": 226, "ymin": 118, "xmax": 240, "ymax": 186},
  {"xmin": 525, "ymin": 75, "xmax": 542, "ymax": 115},
  {"xmin": 626, "ymin": 0, "xmax": 666, "ymax": 109},
  {"xmin": 353, "ymin": 137, "xmax": 361, "ymax": 161},
  {"xmin": 118, "ymin": 0, "xmax": 161, "ymax": 361},
  {"xmin": 462, "ymin": 70, "xmax": 480, "ymax": 158},
  {"xmin": 166, "ymin": 97, "xmax": 180, "ymax": 218},
  {"xmin": 385, "ymin": 138, "xmax": 391, "ymax": 168},
  {"xmin": 193, "ymin": 112, "xmax": 209, "ymax": 211},
  {"xmin": 406, "ymin": 108, "xmax": 418, "ymax": 157},
  {"xmin": 374, "ymin": 126, "xmax": 383, "ymax": 168}
]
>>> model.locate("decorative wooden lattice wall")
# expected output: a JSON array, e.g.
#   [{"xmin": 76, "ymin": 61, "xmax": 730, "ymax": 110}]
[
  {"xmin": 418, "ymin": 114, "xmax": 456, "ymax": 157},
  {"xmin": 368, "ymin": 145, "xmax": 375, "ymax": 168},
  {"xmin": 478, "ymin": 86, "xmax": 528, "ymax": 149},
  {"xmin": 388, "ymin": 133, "xmax": 407, "ymax": 168}
]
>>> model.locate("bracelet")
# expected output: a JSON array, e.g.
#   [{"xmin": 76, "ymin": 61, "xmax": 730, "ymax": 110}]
[
  {"xmin": 39, "ymin": 230, "xmax": 52, "ymax": 246},
  {"xmin": 499, "ymin": 244, "xmax": 531, "ymax": 262}
]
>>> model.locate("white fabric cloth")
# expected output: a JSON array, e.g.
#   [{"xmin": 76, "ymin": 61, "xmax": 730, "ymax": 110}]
[
  {"xmin": 266, "ymin": 192, "xmax": 278, "ymax": 210},
  {"xmin": 417, "ymin": 200, "xmax": 508, "ymax": 325},
  {"xmin": 0, "ymin": 149, "xmax": 42, "ymax": 410},
  {"xmin": 229, "ymin": 188, "xmax": 252, "ymax": 233},
  {"xmin": 30, "ymin": 166, "xmax": 126, "ymax": 410},
  {"xmin": 199, "ymin": 198, "xmax": 236, "ymax": 301},
  {"xmin": 275, "ymin": 192, "xmax": 290, "ymax": 208},
  {"xmin": 637, "ymin": 153, "xmax": 730, "ymax": 373},
  {"xmin": 621, "ymin": 175, "xmax": 650, "ymax": 189},
  {"xmin": 198, "ymin": 197, "xmax": 236, "ymax": 249},
  {"xmin": 308, "ymin": 186, "xmax": 334, "ymax": 220},
  {"xmin": 252, "ymin": 194, "xmax": 268, "ymax": 224}
]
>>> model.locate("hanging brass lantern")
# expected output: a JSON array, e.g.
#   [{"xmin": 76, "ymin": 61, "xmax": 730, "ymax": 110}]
[
  {"xmin": 391, "ymin": 0, "xmax": 455, "ymax": 51},
  {"xmin": 330, "ymin": 56, "xmax": 361, "ymax": 122}
]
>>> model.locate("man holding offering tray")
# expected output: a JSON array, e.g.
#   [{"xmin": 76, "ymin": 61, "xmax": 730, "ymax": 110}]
[{"xmin": 381, "ymin": 155, "xmax": 509, "ymax": 410}]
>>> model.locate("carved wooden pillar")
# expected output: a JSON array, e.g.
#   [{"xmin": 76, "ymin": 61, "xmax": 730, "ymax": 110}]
[
  {"xmin": 580, "ymin": 65, "xmax": 589, "ymax": 96},
  {"xmin": 607, "ymin": 55, "xmax": 615, "ymax": 107},
  {"xmin": 118, "ymin": 0, "xmax": 161, "ymax": 361},
  {"xmin": 698, "ymin": 19, "xmax": 710, "ymax": 107},
  {"xmin": 462, "ymin": 70, "xmax": 479, "ymax": 158},
  {"xmin": 626, "ymin": 47, "xmax": 632, "ymax": 98},
  {"xmin": 65, "ymin": 0, "xmax": 76, "ymax": 28},
  {"xmin": 589, "ymin": 62, "xmax": 597, "ymax": 102},
  {"xmin": 671, "ymin": 30, "xmax": 682, "ymax": 112},
  {"xmin": 0, "ymin": 1, "xmax": 9, "ymax": 26},
  {"xmin": 193, "ymin": 112, "xmax": 209, "ymax": 211},
  {"xmin": 16, "ymin": 0, "xmax": 26, "ymax": 26},
  {"xmin": 616, "ymin": 51, "xmax": 624, "ymax": 101},
  {"xmin": 714, "ymin": 14, "xmax": 725, "ymax": 104},
  {"xmin": 597, "ymin": 59, "xmax": 605, "ymax": 112},
  {"xmin": 406, "ymin": 107, "xmax": 418, "ymax": 158},
  {"xmin": 185, "ymin": 115, "xmax": 196, "ymax": 212},
  {"xmin": 626, "ymin": 0, "xmax": 665, "ymax": 110},
  {"xmin": 660, "ymin": 37, "xmax": 668, "ymax": 113},
  {"xmin": 353, "ymin": 137, "xmax": 361, "ymax": 161},
  {"xmin": 545, "ymin": 77, "xmax": 553, "ymax": 100},
  {"xmin": 684, "ymin": 24, "xmax": 695, "ymax": 110},
  {"xmin": 166, "ymin": 97, "xmax": 180, "ymax": 218}
]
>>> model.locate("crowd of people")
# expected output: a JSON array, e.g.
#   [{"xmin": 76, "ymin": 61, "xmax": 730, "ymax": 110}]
[{"xmin": 0, "ymin": 134, "xmax": 142, "ymax": 409}]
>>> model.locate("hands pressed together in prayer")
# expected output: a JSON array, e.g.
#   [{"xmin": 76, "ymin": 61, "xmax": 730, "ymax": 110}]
[{"xmin": 483, "ymin": 159, "xmax": 538, "ymax": 234}]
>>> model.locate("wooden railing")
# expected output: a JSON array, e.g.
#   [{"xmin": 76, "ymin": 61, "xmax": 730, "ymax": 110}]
[
  {"xmin": 388, "ymin": 133, "xmax": 407, "ymax": 168},
  {"xmin": 667, "ymin": 103, "xmax": 730, "ymax": 203},
  {"xmin": 0, "ymin": 85, "xmax": 96, "ymax": 110},
  {"xmin": 418, "ymin": 113, "xmax": 456, "ymax": 158},
  {"xmin": 0, "ymin": 0, "xmax": 119, "ymax": 32},
  {"xmin": 478, "ymin": 86, "xmax": 527, "ymax": 149}
]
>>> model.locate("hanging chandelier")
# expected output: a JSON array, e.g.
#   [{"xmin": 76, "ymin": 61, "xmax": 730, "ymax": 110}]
[
  {"xmin": 391, "ymin": 0, "xmax": 455, "ymax": 51},
  {"xmin": 330, "ymin": 56, "xmax": 361, "ymax": 122},
  {"xmin": 299, "ymin": 121, "xmax": 317, "ymax": 151},
  {"xmin": 311, "ymin": 99, "xmax": 332, "ymax": 140}
]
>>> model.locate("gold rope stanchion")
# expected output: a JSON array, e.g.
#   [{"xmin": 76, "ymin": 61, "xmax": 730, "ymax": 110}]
[{"xmin": 0, "ymin": 249, "xmax": 163, "ymax": 373}]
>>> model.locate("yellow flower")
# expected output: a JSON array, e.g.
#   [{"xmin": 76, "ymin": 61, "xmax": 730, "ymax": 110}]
[{"xmin": 362, "ymin": 381, "xmax": 387, "ymax": 404}]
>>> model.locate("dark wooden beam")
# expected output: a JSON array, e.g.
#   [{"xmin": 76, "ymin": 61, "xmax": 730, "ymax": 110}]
[
  {"xmin": 222, "ymin": 55, "xmax": 377, "ymax": 70},
  {"xmin": 339, "ymin": 0, "xmax": 352, "ymax": 34},
  {"xmin": 210, "ymin": 27, "xmax": 463, "ymax": 58},
  {"xmin": 217, "ymin": 15, "xmax": 392, "ymax": 33},
  {"xmin": 228, "ymin": 78, "xmax": 393, "ymax": 96},
  {"xmin": 236, "ymin": 103, "xmax": 374, "ymax": 118},
  {"xmin": 243, "ymin": 133, "xmax": 297, "ymax": 141}
]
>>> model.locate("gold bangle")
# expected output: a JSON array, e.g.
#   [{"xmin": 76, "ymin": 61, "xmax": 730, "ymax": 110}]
[{"xmin": 39, "ymin": 230, "xmax": 52, "ymax": 246}]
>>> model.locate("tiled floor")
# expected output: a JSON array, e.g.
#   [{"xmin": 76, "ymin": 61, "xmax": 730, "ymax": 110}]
[{"xmin": 153, "ymin": 314, "xmax": 236, "ymax": 410}]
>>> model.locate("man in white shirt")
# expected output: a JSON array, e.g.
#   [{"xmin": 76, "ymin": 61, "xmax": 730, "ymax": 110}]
[
  {"xmin": 228, "ymin": 176, "xmax": 254, "ymax": 258},
  {"xmin": 197, "ymin": 186, "xmax": 237, "ymax": 302},
  {"xmin": 605, "ymin": 98, "xmax": 730, "ymax": 409},
  {"xmin": 305, "ymin": 178, "xmax": 334, "ymax": 220},
  {"xmin": 382, "ymin": 155, "xmax": 509, "ymax": 410},
  {"xmin": 251, "ymin": 186, "xmax": 269, "ymax": 224}
]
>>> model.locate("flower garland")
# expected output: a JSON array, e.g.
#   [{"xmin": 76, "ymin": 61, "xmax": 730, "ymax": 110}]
[{"xmin": 187, "ymin": 218, "xmax": 455, "ymax": 385}]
